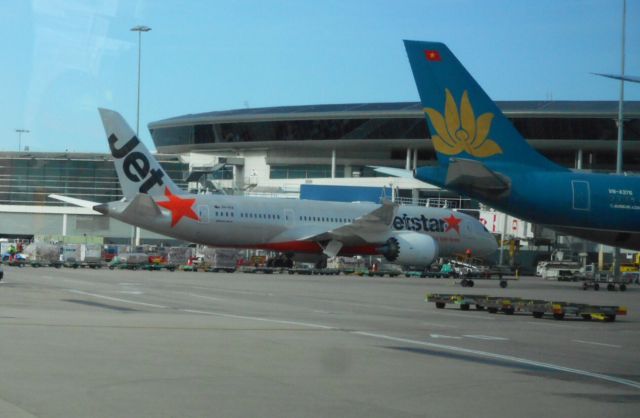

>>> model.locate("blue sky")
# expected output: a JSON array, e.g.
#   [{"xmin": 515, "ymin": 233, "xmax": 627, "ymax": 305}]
[{"xmin": 1, "ymin": 0, "xmax": 639, "ymax": 153}]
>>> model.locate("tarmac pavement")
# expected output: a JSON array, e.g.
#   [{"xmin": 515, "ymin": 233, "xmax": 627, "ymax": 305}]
[{"xmin": 1, "ymin": 266, "xmax": 639, "ymax": 417}]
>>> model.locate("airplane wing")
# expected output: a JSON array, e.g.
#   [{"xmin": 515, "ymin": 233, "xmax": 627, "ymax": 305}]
[{"xmin": 270, "ymin": 200, "xmax": 397, "ymax": 257}]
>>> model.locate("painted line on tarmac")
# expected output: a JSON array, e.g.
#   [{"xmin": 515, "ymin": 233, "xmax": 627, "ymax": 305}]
[
  {"xmin": 185, "ymin": 293, "xmax": 223, "ymax": 301},
  {"xmin": 68, "ymin": 289, "xmax": 168, "ymax": 309},
  {"xmin": 64, "ymin": 289, "xmax": 638, "ymax": 389},
  {"xmin": 181, "ymin": 309, "xmax": 335, "ymax": 330},
  {"xmin": 435, "ymin": 312, "xmax": 497, "ymax": 321},
  {"xmin": 352, "ymin": 331, "xmax": 640, "ymax": 390},
  {"xmin": 463, "ymin": 335, "xmax": 509, "ymax": 341},
  {"xmin": 525, "ymin": 321, "xmax": 581, "ymax": 330},
  {"xmin": 430, "ymin": 334, "xmax": 462, "ymax": 339},
  {"xmin": 573, "ymin": 340, "xmax": 622, "ymax": 349}
]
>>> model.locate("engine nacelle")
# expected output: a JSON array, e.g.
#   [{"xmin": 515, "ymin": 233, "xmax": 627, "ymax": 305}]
[{"xmin": 379, "ymin": 232, "xmax": 439, "ymax": 267}]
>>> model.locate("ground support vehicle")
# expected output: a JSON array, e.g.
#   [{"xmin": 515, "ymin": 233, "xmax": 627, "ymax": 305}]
[
  {"xmin": 523, "ymin": 300, "xmax": 626, "ymax": 321},
  {"xmin": 239, "ymin": 266, "xmax": 280, "ymax": 274},
  {"xmin": 361, "ymin": 270, "xmax": 401, "ymax": 278},
  {"xmin": 287, "ymin": 268, "xmax": 341, "ymax": 275},
  {"xmin": 5, "ymin": 258, "xmax": 26, "ymax": 267},
  {"xmin": 206, "ymin": 265, "xmax": 236, "ymax": 273},
  {"xmin": 29, "ymin": 260, "xmax": 62, "ymax": 268},
  {"xmin": 109, "ymin": 262, "xmax": 143, "ymax": 270},
  {"xmin": 404, "ymin": 271, "xmax": 452, "ymax": 278},
  {"xmin": 425, "ymin": 293, "xmax": 489, "ymax": 311},
  {"xmin": 179, "ymin": 264, "xmax": 198, "ymax": 272},
  {"xmin": 458, "ymin": 271, "xmax": 512, "ymax": 288},
  {"xmin": 582, "ymin": 273, "xmax": 628, "ymax": 292},
  {"xmin": 425, "ymin": 293, "xmax": 627, "ymax": 322},
  {"xmin": 64, "ymin": 261, "xmax": 104, "ymax": 269},
  {"xmin": 140, "ymin": 263, "xmax": 177, "ymax": 272}
]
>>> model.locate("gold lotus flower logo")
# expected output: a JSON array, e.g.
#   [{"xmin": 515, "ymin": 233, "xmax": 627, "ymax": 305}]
[{"xmin": 425, "ymin": 89, "xmax": 502, "ymax": 157}]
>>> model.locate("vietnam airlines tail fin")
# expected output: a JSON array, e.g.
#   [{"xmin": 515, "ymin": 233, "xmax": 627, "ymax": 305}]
[
  {"xmin": 403, "ymin": 40, "xmax": 566, "ymax": 172},
  {"xmin": 98, "ymin": 108, "xmax": 183, "ymax": 199}
]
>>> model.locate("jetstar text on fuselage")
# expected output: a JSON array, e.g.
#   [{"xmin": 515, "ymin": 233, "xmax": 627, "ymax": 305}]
[
  {"xmin": 392, "ymin": 213, "xmax": 460, "ymax": 233},
  {"xmin": 109, "ymin": 134, "xmax": 165, "ymax": 194}
]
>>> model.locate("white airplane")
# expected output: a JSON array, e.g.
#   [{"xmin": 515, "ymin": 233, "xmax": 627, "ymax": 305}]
[{"xmin": 50, "ymin": 109, "xmax": 497, "ymax": 267}]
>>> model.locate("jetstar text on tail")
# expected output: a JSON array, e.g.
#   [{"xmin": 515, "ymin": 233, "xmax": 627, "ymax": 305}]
[{"xmin": 109, "ymin": 134, "xmax": 165, "ymax": 193}]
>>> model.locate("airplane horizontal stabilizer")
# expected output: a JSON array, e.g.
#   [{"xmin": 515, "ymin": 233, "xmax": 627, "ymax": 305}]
[
  {"xmin": 48, "ymin": 194, "xmax": 101, "ymax": 210},
  {"xmin": 369, "ymin": 166, "xmax": 414, "ymax": 179},
  {"xmin": 445, "ymin": 158, "xmax": 511, "ymax": 197},
  {"xmin": 121, "ymin": 194, "xmax": 163, "ymax": 219}
]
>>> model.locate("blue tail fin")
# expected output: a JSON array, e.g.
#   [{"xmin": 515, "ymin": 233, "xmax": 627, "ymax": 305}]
[{"xmin": 404, "ymin": 40, "xmax": 565, "ymax": 171}]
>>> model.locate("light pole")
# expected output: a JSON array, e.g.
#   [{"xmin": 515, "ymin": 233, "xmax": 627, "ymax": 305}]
[
  {"xmin": 15, "ymin": 129, "xmax": 29, "ymax": 151},
  {"xmin": 130, "ymin": 25, "xmax": 151, "ymax": 137},
  {"xmin": 130, "ymin": 25, "xmax": 151, "ymax": 247}
]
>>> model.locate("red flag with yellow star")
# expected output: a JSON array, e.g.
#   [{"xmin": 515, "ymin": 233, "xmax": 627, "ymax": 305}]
[{"xmin": 424, "ymin": 50, "xmax": 441, "ymax": 61}]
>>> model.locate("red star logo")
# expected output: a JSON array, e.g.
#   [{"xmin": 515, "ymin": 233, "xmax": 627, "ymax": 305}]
[
  {"xmin": 442, "ymin": 214, "xmax": 462, "ymax": 234},
  {"xmin": 157, "ymin": 187, "xmax": 199, "ymax": 227}
]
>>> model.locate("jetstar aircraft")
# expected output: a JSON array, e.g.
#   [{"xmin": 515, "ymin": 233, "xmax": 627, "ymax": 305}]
[
  {"xmin": 401, "ymin": 40, "xmax": 640, "ymax": 250},
  {"xmin": 50, "ymin": 109, "xmax": 497, "ymax": 267}
]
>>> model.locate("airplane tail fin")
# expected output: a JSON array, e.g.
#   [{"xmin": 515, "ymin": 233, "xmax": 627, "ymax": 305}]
[
  {"xmin": 98, "ymin": 108, "xmax": 183, "ymax": 199},
  {"xmin": 403, "ymin": 40, "xmax": 565, "ymax": 171}
]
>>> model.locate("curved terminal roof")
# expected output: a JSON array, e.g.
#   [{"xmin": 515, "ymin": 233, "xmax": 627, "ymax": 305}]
[
  {"xmin": 150, "ymin": 101, "xmax": 640, "ymax": 127},
  {"xmin": 148, "ymin": 101, "xmax": 640, "ymax": 155}
]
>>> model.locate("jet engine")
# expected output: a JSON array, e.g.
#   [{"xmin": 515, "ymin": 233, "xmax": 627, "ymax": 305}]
[{"xmin": 378, "ymin": 232, "xmax": 439, "ymax": 267}]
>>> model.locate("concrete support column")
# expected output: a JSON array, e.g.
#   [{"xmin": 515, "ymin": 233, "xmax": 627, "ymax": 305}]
[
  {"xmin": 331, "ymin": 149, "xmax": 336, "ymax": 178},
  {"xmin": 344, "ymin": 164, "xmax": 352, "ymax": 178},
  {"xmin": 62, "ymin": 214, "xmax": 68, "ymax": 236},
  {"xmin": 412, "ymin": 148, "xmax": 418, "ymax": 170},
  {"xmin": 405, "ymin": 148, "xmax": 411, "ymax": 170},
  {"xmin": 135, "ymin": 227, "xmax": 141, "ymax": 246},
  {"xmin": 498, "ymin": 212, "xmax": 508, "ymax": 266},
  {"xmin": 575, "ymin": 149, "xmax": 583, "ymax": 170},
  {"xmin": 412, "ymin": 188, "xmax": 420, "ymax": 204}
]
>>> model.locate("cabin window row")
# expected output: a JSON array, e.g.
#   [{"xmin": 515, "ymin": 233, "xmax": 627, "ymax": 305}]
[
  {"xmin": 240, "ymin": 213, "xmax": 281, "ymax": 220},
  {"xmin": 298, "ymin": 215, "xmax": 353, "ymax": 223}
]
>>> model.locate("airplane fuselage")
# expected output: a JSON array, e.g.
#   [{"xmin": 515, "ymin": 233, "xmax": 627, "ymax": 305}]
[
  {"xmin": 101, "ymin": 194, "xmax": 496, "ymax": 258},
  {"xmin": 420, "ymin": 163, "xmax": 640, "ymax": 249}
]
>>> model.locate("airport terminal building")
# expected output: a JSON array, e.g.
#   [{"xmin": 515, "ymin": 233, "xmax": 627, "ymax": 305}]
[{"xmin": 1, "ymin": 100, "xmax": 639, "ymax": 248}]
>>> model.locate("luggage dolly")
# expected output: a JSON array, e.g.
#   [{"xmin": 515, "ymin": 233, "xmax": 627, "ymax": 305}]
[
  {"xmin": 426, "ymin": 293, "xmax": 489, "ymax": 311},
  {"xmin": 582, "ymin": 279, "xmax": 627, "ymax": 292},
  {"xmin": 527, "ymin": 302, "xmax": 627, "ymax": 322},
  {"xmin": 425, "ymin": 293, "xmax": 628, "ymax": 322}
]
